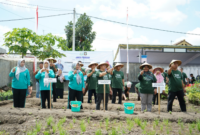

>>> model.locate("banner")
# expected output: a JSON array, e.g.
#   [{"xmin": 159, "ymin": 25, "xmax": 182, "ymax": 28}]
[
  {"xmin": 141, "ymin": 55, "xmax": 147, "ymax": 63},
  {"xmin": 55, "ymin": 51, "xmax": 113, "ymax": 76}
]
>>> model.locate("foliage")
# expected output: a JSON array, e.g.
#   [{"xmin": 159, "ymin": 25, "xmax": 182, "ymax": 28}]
[
  {"xmin": 186, "ymin": 81, "xmax": 200, "ymax": 104},
  {"xmin": 0, "ymin": 90, "xmax": 13, "ymax": 101},
  {"xmin": 95, "ymin": 129, "xmax": 102, "ymax": 135},
  {"xmin": 64, "ymin": 13, "xmax": 96, "ymax": 51},
  {"xmin": 80, "ymin": 120, "xmax": 86, "ymax": 132},
  {"xmin": 46, "ymin": 116, "xmax": 53, "ymax": 126}
]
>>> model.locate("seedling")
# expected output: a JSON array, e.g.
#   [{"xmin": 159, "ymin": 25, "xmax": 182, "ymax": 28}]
[
  {"xmin": 144, "ymin": 109, "xmax": 147, "ymax": 113},
  {"xmin": 58, "ymin": 96, "xmax": 60, "ymax": 99},
  {"xmin": 43, "ymin": 131, "xmax": 50, "ymax": 135},
  {"xmin": 36, "ymin": 121, "xmax": 42, "ymax": 132},
  {"xmin": 166, "ymin": 128, "xmax": 170, "ymax": 134},
  {"xmin": 160, "ymin": 124, "xmax": 163, "ymax": 131},
  {"xmin": 189, "ymin": 125, "xmax": 192, "ymax": 135},
  {"xmin": 122, "ymin": 129, "xmax": 126, "ymax": 134},
  {"xmin": 180, "ymin": 123, "xmax": 184, "ymax": 130},
  {"xmin": 164, "ymin": 119, "xmax": 169, "ymax": 127},
  {"xmin": 110, "ymin": 128, "xmax": 117, "ymax": 135},
  {"xmin": 60, "ymin": 129, "xmax": 67, "ymax": 135},
  {"xmin": 169, "ymin": 111, "xmax": 172, "ymax": 114},
  {"xmin": 142, "ymin": 130, "xmax": 147, "ymax": 134},
  {"xmin": 46, "ymin": 116, "xmax": 53, "ymax": 126},
  {"xmin": 70, "ymin": 123, "xmax": 73, "ymax": 129},
  {"xmin": 88, "ymin": 117, "xmax": 91, "ymax": 124},
  {"xmin": 80, "ymin": 120, "xmax": 86, "ymax": 133},
  {"xmin": 154, "ymin": 118, "xmax": 159, "ymax": 126},
  {"xmin": 197, "ymin": 120, "xmax": 200, "ymax": 132},
  {"xmin": 95, "ymin": 129, "xmax": 102, "ymax": 135},
  {"xmin": 99, "ymin": 122, "xmax": 102, "ymax": 127},
  {"xmin": 178, "ymin": 118, "xmax": 182, "ymax": 126},
  {"xmin": 105, "ymin": 117, "xmax": 110, "ymax": 130},
  {"xmin": 73, "ymin": 118, "xmax": 76, "ymax": 124},
  {"xmin": 62, "ymin": 107, "xmax": 65, "ymax": 109},
  {"xmin": 52, "ymin": 125, "xmax": 57, "ymax": 134}
]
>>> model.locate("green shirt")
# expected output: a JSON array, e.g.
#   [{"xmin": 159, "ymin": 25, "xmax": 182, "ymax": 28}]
[
  {"xmin": 96, "ymin": 71, "xmax": 110, "ymax": 94},
  {"xmin": 87, "ymin": 70, "xmax": 98, "ymax": 90},
  {"xmin": 81, "ymin": 67, "xmax": 85, "ymax": 75},
  {"xmin": 181, "ymin": 72, "xmax": 187, "ymax": 84},
  {"xmin": 111, "ymin": 70, "xmax": 124, "ymax": 89},
  {"xmin": 162, "ymin": 72, "xmax": 168, "ymax": 83},
  {"xmin": 138, "ymin": 72, "xmax": 157, "ymax": 94},
  {"xmin": 135, "ymin": 83, "xmax": 140, "ymax": 92},
  {"xmin": 168, "ymin": 70, "xmax": 183, "ymax": 92},
  {"xmin": 50, "ymin": 65, "xmax": 58, "ymax": 74}
]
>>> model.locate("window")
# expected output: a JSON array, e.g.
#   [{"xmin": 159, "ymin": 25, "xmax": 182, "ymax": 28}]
[
  {"xmin": 163, "ymin": 48, "xmax": 174, "ymax": 52},
  {"xmin": 175, "ymin": 48, "xmax": 186, "ymax": 52}
]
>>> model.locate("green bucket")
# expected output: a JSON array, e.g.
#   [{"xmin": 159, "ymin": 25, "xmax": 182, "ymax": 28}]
[
  {"xmin": 124, "ymin": 103, "xmax": 135, "ymax": 114},
  {"xmin": 70, "ymin": 101, "xmax": 82, "ymax": 112}
]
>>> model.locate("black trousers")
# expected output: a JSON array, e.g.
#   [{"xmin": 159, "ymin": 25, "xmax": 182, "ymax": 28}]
[
  {"xmin": 96, "ymin": 93, "xmax": 109, "ymax": 110},
  {"xmin": 41, "ymin": 90, "xmax": 51, "ymax": 109},
  {"xmin": 112, "ymin": 88, "xmax": 122, "ymax": 104},
  {"xmin": 88, "ymin": 89, "xmax": 97, "ymax": 103},
  {"xmin": 52, "ymin": 83, "xmax": 57, "ymax": 102},
  {"xmin": 167, "ymin": 90, "xmax": 186, "ymax": 112},
  {"xmin": 152, "ymin": 93, "xmax": 162, "ymax": 105},
  {"xmin": 68, "ymin": 87, "xmax": 83, "ymax": 109},
  {"xmin": 12, "ymin": 88, "xmax": 27, "ymax": 108},
  {"xmin": 56, "ymin": 88, "xmax": 64, "ymax": 99}
]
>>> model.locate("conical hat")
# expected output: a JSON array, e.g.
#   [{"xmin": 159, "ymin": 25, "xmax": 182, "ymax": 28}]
[
  {"xmin": 97, "ymin": 62, "xmax": 109, "ymax": 69},
  {"xmin": 153, "ymin": 67, "xmax": 164, "ymax": 74},
  {"xmin": 114, "ymin": 63, "xmax": 124, "ymax": 69},
  {"xmin": 46, "ymin": 57, "xmax": 57, "ymax": 63},
  {"xmin": 169, "ymin": 60, "xmax": 182, "ymax": 67},
  {"xmin": 88, "ymin": 62, "xmax": 98, "ymax": 68},
  {"xmin": 139, "ymin": 62, "xmax": 152, "ymax": 69}
]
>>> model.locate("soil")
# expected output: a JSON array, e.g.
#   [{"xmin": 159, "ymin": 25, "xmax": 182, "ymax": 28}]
[{"xmin": 0, "ymin": 92, "xmax": 200, "ymax": 135}]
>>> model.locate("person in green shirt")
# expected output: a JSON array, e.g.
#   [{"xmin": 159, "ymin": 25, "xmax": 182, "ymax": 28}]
[
  {"xmin": 134, "ymin": 83, "xmax": 140, "ymax": 101},
  {"xmin": 162, "ymin": 68, "xmax": 169, "ymax": 84},
  {"xmin": 87, "ymin": 62, "xmax": 98, "ymax": 103},
  {"xmin": 96, "ymin": 62, "xmax": 113, "ymax": 110},
  {"xmin": 110, "ymin": 63, "xmax": 124, "ymax": 104},
  {"xmin": 138, "ymin": 62, "xmax": 157, "ymax": 112},
  {"xmin": 56, "ymin": 69, "xmax": 65, "ymax": 99},
  {"xmin": 167, "ymin": 60, "xmax": 186, "ymax": 112},
  {"xmin": 180, "ymin": 68, "xmax": 189, "ymax": 86},
  {"xmin": 78, "ymin": 61, "xmax": 86, "ymax": 75},
  {"xmin": 123, "ymin": 81, "xmax": 132, "ymax": 101},
  {"xmin": 47, "ymin": 57, "xmax": 58, "ymax": 102}
]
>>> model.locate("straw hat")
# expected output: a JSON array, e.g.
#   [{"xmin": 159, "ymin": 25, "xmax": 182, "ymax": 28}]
[
  {"xmin": 114, "ymin": 63, "xmax": 124, "ymax": 70},
  {"xmin": 79, "ymin": 62, "xmax": 84, "ymax": 67},
  {"xmin": 97, "ymin": 62, "xmax": 109, "ymax": 69},
  {"xmin": 139, "ymin": 62, "xmax": 152, "ymax": 70},
  {"xmin": 169, "ymin": 60, "xmax": 182, "ymax": 67},
  {"xmin": 46, "ymin": 57, "xmax": 57, "ymax": 63},
  {"xmin": 88, "ymin": 62, "xmax": 98, "ymax": 68},
  {"xmin": 153, "ymin": 67, "xmax": 164, "ymax": 74}
]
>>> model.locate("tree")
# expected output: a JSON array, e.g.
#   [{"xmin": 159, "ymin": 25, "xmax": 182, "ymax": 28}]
[
  {"xmin": 64, "ymin": 13, "xmax": 96, "ymax": 51},
  {"xmin": 3, "ymin": 28, "xmax": 39, "ymax": 58}
]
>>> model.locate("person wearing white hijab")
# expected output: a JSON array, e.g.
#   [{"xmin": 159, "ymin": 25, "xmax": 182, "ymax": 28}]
[
  {"xmin": 35, "ymin": 60, "xmax": 55, "ymax": 109},
  {"xmin": 67, "ymin": 62, "xmax": 85, "ymax": 109},
  {"xmin": 9, "ymin": 59, "xmax": 31, "ymax": 108}
]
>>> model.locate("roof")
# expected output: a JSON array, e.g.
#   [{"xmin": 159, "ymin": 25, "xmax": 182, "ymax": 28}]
[
  {"xmin": 173, "ymin": 39, "xmax": 192, "ymax": 46},
  {"xmin": 114, "ymin": 44, "xmax": 200, "ymax": 61}
]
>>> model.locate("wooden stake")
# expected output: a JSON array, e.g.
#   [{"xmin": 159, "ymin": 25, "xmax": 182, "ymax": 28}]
[
  {"xmin": 50, "ymin": 82, "xmax": 52, "ymax": 110},
  {"xmin": 158, "ymin": 87, "xmax": 160, "ymax": 115},
  {"xmin": 104, "ymin": 84, "xmax": 105, "ymax": 112}
]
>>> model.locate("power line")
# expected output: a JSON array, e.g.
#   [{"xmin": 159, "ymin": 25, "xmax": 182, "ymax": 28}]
[
  {"xmin": 76, "ymin": 13, "xmax": 200, "ymax": 36},
  {"xmin": 0, "ymin": 13, "xmax": 73, "ymax": 22},
  {"xmin": 4, "ymin": 0, "xmax": 72, "ymax": 11},
  {"xmin": 0, "ymin": 2, "xmax": 72, "ymax": 11}
]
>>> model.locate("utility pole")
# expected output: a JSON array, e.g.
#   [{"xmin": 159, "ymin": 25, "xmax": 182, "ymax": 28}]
[{"xmin": 72, "ymin": 8, "xmax": 76, "ymax": 51}]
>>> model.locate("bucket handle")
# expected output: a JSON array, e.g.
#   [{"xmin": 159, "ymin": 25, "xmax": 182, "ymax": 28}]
[
  {"xmin": 70, "ymin": 102, "xmax": 82, "ymax": 108},
  {"xmin": 123, "ymin": 105, "xmax": 134, "ymax": 110}
]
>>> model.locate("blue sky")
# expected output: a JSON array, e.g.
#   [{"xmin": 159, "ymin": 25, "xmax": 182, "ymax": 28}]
[{"xmin": 0, "ymin": 0, "xmax": 200, "ymax": 54}]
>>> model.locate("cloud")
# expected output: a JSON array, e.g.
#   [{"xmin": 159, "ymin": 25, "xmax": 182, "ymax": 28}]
[
  {"xmin": 196, "ymin": 11, "xmax": 200, "ymax": 18},
  {"xmin": 2, "ymin": 0, "xmax": 33, "ymax": 11},
  {"xmin": 0, "ymin": 25, "xmax": 11, "ymax": 51},
  {"xmin": 174, "ymin": 27, "xmax": 200, "ymax": 45}
]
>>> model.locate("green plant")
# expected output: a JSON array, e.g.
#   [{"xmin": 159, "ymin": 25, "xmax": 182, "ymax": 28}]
[
  {"xmin": 105, "ymin": 118, "xmax": 110, "ymax": 130},
  {"xmin": 178, "ymin": 118, "xmax": 182, "ymax": 126},
  {"xmin": 70, "ymin": 123, "xmax": 73, "ymax": 129},
  {"xmin": 52, "ymin": 125, "xmax": 57, "ymax": 134},
  {"xmin": 166, "ymin": 128, "xmax": 170, "ymax": 134},
  {"xmin": 60, "ymin": 129, "xmax": 67, "ymax": 135},
  {"xmin": 109, "ymin": 128, "xmax": 117, "ymax": 135},
  {"xmin": 189, "ymin": 125, "xmax": 192, "ymax": 135},
  {"xmin": 80, "ymin": 120, "xmax": 86, "ymax": 133},
  {"xmin": 169, "ymin": 111, "xmax": 172, "ymax": 114},
  {"xmin": 164, "ymin": 119, "xmax": 169, "ymax": 127},
  {"xmin": 154, "ymin": 118, "xmax": 159, "ymax": 126},
  {"xmin": 62, "ymin": 107, "xmax": 65, "ymax": 109},
  {"xmin": 160, "ymin": 124, "xmax": 163, "ymax": 131},
  {"xmin": 46, "ymin": 116, "xmax": 53, "ymax": 126},
  {"xmin": 99, "ymin": 122, "xmax": 102, "ymax": 127},
  {"xmin": 134, "ymin": 118, "xmax": 141, "ymax": 127},
  {"xmin": 122, "ymin": 129, "xmax": 126, "ymax": 134},
  {"xmin": 95, "ymin": 129, "xmax": 102, "ymax": 135},
  {"xmin": 36, "ymin": 121, "xmax": 42, "ymax": 132},
  {"xmin": 58, "ymin": 96, "xmax": 60, "ymax": 99},
  {"xmin": 73, "ymin": 118, "xmax": 76, "ymax": 124},
  {"xmin": 197, "ymin": 120, "xmax": 200, "ymax": 132},
  {"xmin": 88, "ymin": 117, "xmax": 91, "ymax": 124},
  {"xmin": 43, "ymin": 131, "xmax": 50, "ymax": 135},
  {"xmin": 180, "ymin": 123, "xmax": 184, "ymax": 130}
]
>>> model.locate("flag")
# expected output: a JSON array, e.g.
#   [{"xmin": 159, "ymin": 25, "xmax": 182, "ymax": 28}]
[
  {"xmin": 35, "ymin": 6, "xmax": 38, "ymax": 33},
  {"xmin": 126, "ymin": 7, "xmax": 129, "ymax": 74}
]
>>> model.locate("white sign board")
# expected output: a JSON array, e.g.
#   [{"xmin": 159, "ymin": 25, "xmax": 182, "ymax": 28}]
[
  {"xmin": 44, "ymin": 78, "xmax": 57, "ymax": 83},
  {"xmin": 152, "ymin": 83, "xmax": 165, "ymax": 87},
  {"xmin": 55, "ymin": 51, "xmax": 113, "ymax": 76},
  {"xmin": 98, "ymin": 80, "xmax": 111, "ymax": 84}
]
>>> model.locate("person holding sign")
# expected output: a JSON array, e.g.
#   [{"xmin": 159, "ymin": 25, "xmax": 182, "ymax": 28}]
[
  {"xmin": 35, "ymin": 60, "xmax": 55, "ymax": 109},
  {"xmin": 9, "ymin": 59, "xmax": 31, "ymax": 108},
  {"xmin": 167, "ymin": 60, "xmax": 186, "ymax": 112},
  {"xmin": 96, "ymin": 62, "xmax": 113, "ymax": 110},
  {"xmin": 152, "ymin": 67, "xmax": 165, "ymax": 105},
  {"xmin": 110, "ymin": 63, "xmax": 124, "ymax": 104},
  {"xmin": 138, "ymin": 62, "xmax": 157, "ymax": 112},
  {"xmin": 87, "ymin": 62, "xmax": 98, "ymax": 103},
  {"xmin": 67, "ymin": 62, "xmax": 85, "ymax": 109},
  {"xmin": 47, "ymin": 57, "xmax": 58, "ymax": 102}
]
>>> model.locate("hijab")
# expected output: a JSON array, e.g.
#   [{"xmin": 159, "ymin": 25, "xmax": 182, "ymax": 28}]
[
  {"xmin": 71, "ymin": 62, "xmax": 82, "ymax": 85},
  {"xmin": 57, "ymin": 69, "xmax": 64, "ymax": 83},
  {"xmin": 43, "ymin": 60, "xmax": 50, "ymax": 87},
  {"xmin": 15, "ymin": 59, "xmax": 27, "ymax": 80}
]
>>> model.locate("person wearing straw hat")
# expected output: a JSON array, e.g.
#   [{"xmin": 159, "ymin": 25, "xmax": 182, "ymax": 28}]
[
  {"xmin": 9, "ymin": 59, "xmax": 31, "ymax": 108},
  {"xmin": 35, "ymin": 60, "xmax": 55, "ymax": 109},
  {"xmin": 78, "ymin": 61, "xmax": 86, "ymax": 75},
  {"xmin": 152, "ymin": 67, "xmax": 165, "ymax": 105},
  {"xmin": 96, "ymin": 62, "xmax": 113, "ymax": 110},
  {"xmin": 167, "ymin": 60, "xmax": 186, "ymax": 112},
  {"xmin": 47, "ymin": 57, "xmax": 58, "ymax": 102},
  {"xmin": 110, "ymin": 63, "xmax": 124, "ymax": 104},
  {"xmin": 87, "ymin": 62, "xmax": 98, "ymax": 103},
  {"xmin": 138, "ymin": 62, "xmax": 157, "ymax": 112},
  {"xmin": 67, "ymin": 62, "xmax": 85, "ymax": 109}
]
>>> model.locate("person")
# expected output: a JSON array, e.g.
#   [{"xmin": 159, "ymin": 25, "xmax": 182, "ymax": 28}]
[
  {"xmin": 138, "ymin": 62, "xmax": 157, "ymax": 112},
  {"xmin": 78, "ymin": 61, "xmax": 86, "ymax": 75},
  {"xmin": 33, "ymin": 62, "xmax": 43, "ymax": 98},
  {"xmin": 67, "ymin": 62, "xmax": 85, "ymax": 109},
  {"xmin": 110, "ymin": 63, "xmax": 124, "ymax": 104},
  {"xmin": 56, "ymin": 69, "xmax": 65, "ymax": 99},
  {"xmin": 167, "ymin": 60, "xmax": 186, "ymax": 112},
  {"xmin": 35, "ymin": 60, "xmax": 55, "ymax": 109},
  {"xmin": 107, "ymin": 66, "xmax": 113, "ymax": 100},
  {"xmin": 134, "ymin": 83, "xmax": 141, "ymax": 101},
  {"xmin": 123, "ymin": 81, "xmax": 132, "ymax": 101},
  {"xmin": 87, "ymin": 62, "xmax": 98, "ymax": 103},
  {"xmin": 190, "ymin": 74, "xmax": 196, "ymax": 84},
  {"xmin": 9, "ymin": 59, "xmax": 31, "ymax": 108},
  {"xmin": 106, "ymin": 60, "xmax": 112, "ymax": 69},
  {"xmin": 196, "ymin": 74, "xmax": 200, "ymax": 82},
  {"xmin": 47, "ymin": 57, "xmax": 58, "ymax": 102},
  {"xmin": 26, "ymin": 81, "xmax": 33, "ymax": 98},
  {"xmin": 180, "ymin": 68, "xmax": 189, "ymax": 86},
  {"xmin": 56, "ymin": 59, "xmax": 64, "ymax": 71},
  {"xmin": 152, "ymin": 67, "xmax": 165, "ymax": 105},
  {"xmin": 96, "ymin": 62, "xmax": 113, "ymax": 110},
  {"xmin": 162, "ymin": 68, "xmax": 169, "ymax": 84}
]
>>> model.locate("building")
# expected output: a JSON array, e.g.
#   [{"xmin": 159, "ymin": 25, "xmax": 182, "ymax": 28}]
[{"xmin": 0, "ymin": 47, "xmax": 6, "ymax": 53}]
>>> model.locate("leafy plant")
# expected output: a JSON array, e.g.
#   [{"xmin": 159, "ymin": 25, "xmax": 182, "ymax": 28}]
[
  {"xmin": 105, "ymin": 118, "xmax": 110, "ymax": 130},
  {"xmin": 160, "ymin": 124, "xmax": 163, "ymax": 131},
  {"xmin": 60, "ymin": 129, "xmax": 67, "ymax": 135},
  {"xmin": 95, "ymin": 129, "xmax": 102, "ymax": 135},
  {"xmin": 154, "ymin": 118, "xmax": 159, "ymax": 126},
  {"xmin": 52, "ymin": 125, "xmax": 57, "ymax": 134},
  {"xmin": 109, "ymin": 128, "xmax": 117, "ymax": 135},
  {"xmin": 43, "ymin": 131, "xmax": 50, "ymax": 135},
  {"xmin": 80, "ymin": 120, "xmax": 86, "ymax": 133},
  {"xmin": 164, "ymin": 119, "xmax": 169, "ymax": 127},
  {"xmin": 35, "ymin": 121, "xmax": 42, "ymax": 132},
  {"xmin": 46, "ymin": 116, "xmax": 53, "ymax": 126}
]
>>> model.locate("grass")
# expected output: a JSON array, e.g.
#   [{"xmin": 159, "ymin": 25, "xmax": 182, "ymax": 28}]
[
  {"xmin": 35, "ymin": 121, "xmax": 42, "ymax": 132},
  {"xmin": 46, "ymin": 116, "xmax": 53, "ymax": 126},
  {"xmin": 109, "ymin": 128, "xmax": 117, "ymax": 135},
  {"xmin": 52, "ymin": 125, "xmax": 57, "ymax": 134},
  {"xmin": 43, "ymin": 131, "xmax": 50, "ymax": 135},
  {"xmin": 105, "ymin": 117, "xmax": 110, "ymax": 131},
  {"xmin": 95, "ymin": 129, "xmax": 102, "ymax": 135}
]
